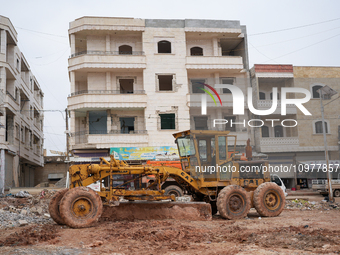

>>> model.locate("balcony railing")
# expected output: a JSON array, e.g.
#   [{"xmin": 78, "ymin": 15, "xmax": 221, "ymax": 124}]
[
  {"xmin": 6, "ymin": 91, "xmax": 17, "ymax": 102},
  {"xmin": 260, "ymin": 137, "xmax": 299, "ymax": 146},
  {"xmin": 69, "ymin": 90, "xmax": 145, "ymax": 97},
  {"xmin": 70, "ymin": 51, "xmax": 145, "ymax": 58},
  {"xmin": 72, "ymin": 130, "xmax": 147, "ymax": 137}
]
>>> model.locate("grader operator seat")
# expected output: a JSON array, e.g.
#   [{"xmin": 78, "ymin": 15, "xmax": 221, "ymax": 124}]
[{"xmin": 173, "ymin": 130, "xmax": 237, "ymax": 181}]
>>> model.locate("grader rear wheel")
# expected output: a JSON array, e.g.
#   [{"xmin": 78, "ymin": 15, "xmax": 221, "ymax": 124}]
[
  {"xmin": 49, "ymin": 188, "xmax": 68, "ymax": 225},
  {"xmin": 217, "ymin": 185, "xmax": 250, "ymax": 220},
  {"xmin": 253, "ymin": 182, "xmax": 285, "ymax": 217},
  {"xmin": 59, "ymin": 187, "xmax": 103, "ymax": 228}
]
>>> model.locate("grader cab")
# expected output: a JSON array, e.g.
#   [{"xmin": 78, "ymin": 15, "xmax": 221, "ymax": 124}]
[{"xmin": 49, "ymin": 130, "xmax": 285, "ymax": 228}]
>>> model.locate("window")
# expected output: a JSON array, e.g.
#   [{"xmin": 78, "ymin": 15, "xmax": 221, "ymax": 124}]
[
  {"xmin": 158, "ymin": 40, "xmax": 171, "ymax": 53},
  {"xmin": 16, "ymin": 59, "xmax": 19, "ymax": 70},
  {"xmin": 194, "ymin": 116, "xmax": 208, "ymax": 130},
  {"xmin": 218, "ymin": 136, "xmax": 227, "ymax": 160},
  {"xmin": 15, "ymin": 124, "xmax": 20, "ymax": 139},
  {"xmin": 190, "ymin": 47, "xmax": 203, "ymax": 56},
  {"xmin": 221, "ymin": 78, "xmax": 234, "ymax": 94},
  {"xmin": 119, "ymin": 45, "xmax": 132, "ymax": 55},
  {"xmin": 312, "ymin": 85, "xmax": 323, "ymax": 99},
  {"xmin": 259, "ymin": 92, "xmax": 266, "ymax": 100},
  {"xmin": 119, "ymin": 79, "xmax": 134, "ymax": 94},
  {"xmin": 224, "ymin": 116, "xmax": 236, "ymax": 132},
  {"xmin": 191, "ymin": 79, "xmax": 205, "ymax": 94},
  {"xmin": 274, "ymin": 125, "xmax": 283, "ymax": 137},
  {"xmin": 270, "ymin": 92, "xmax": 280, "ymax": 100},
  {"xmin": 120, "ymin": 117, "xmax": 135, "ymax": 133},
  {"xmin": 198, "ymin": 140, "xmax": 207, "ymax": 161},
  {"xmin": 160, "ymin": 113, "xmax": 175, "ymax": 130},
  {"xmin": 89, "ymin": 111, "xmax": 107, "ymax": 134},
  {"xmin": 261, "ymin": 126, "xmax": 269, "ymax": 137},
  {"xmin": 158, "ymin": 75, "xmax": 173, "ymax": 91},
  {"xmin": 315, "ymin": 121, "xmax": 328, "ymax": 134}
]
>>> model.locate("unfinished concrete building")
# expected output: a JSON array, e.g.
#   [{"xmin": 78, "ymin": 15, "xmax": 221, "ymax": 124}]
[
  {"xmin": 67, "ymin": 17, "xmax": 250, "ymax": 157},
  {"xmin": 0, "ymin": 16, "xmax": 44, "ymax": 192}
]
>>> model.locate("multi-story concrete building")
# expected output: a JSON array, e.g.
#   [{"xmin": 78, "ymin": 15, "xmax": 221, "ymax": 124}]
[
  {"xmin": 251, "ymin": 64, "xmax": 340, "ymax": 188},
  {"xmin": 0, "ymin": 16, "xmax": 44, "ymax": 192},
  {"xmin": 68, "ymin": 17, "xmax": 250, "ymax": 157}
]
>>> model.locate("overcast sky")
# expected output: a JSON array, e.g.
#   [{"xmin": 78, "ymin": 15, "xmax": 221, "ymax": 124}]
[{"xmin": 2, "ymin": 0, "xmax": 340, "ymax": 154}]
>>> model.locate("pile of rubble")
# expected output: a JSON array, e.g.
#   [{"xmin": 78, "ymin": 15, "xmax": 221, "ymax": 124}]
[
  {"xmin": 0, "ymin": 190, "xmax": 57, "ymax": 229},
  {"xmin": 285, "ymin": 199, "xmax": 339, "ymax": 211}
]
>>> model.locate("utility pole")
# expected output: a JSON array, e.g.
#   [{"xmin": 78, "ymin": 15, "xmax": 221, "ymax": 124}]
[{"xmin": 65, "ymin": 108, "xmax": 70, "ymax": 161}]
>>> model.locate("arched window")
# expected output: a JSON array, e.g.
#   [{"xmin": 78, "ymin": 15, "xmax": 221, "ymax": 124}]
[
  {"xmin": 315, "ymin": 121, "xmax": 328, "ymax": 134},
  {"xmin": 190, "ymin": 47, "xmax": 203, "ymax": 56},
  {"xmin": 259, "ymin": 92, "xmax": 266, "ymax": 100},
  {"xmin": 312, "ymin": 85, "xmax": 323, "ymax": 98},
  {"xmin": 261, "ymin": 126, "xmax": 269, "ymax": 137},
  {"xmin": 119, "ymin": 45, "xmax": 132, "ymax": 55},
  {"xmin": 158, "ymin": 40, "xmax": 171, "ymax": 53},
  {"xmin": 270, "ymin": 92, "xmax": 280, "ymax": 100},
  {"xmin": 274, "ymin": 125, "xmax": 283, "ymax": 137}
]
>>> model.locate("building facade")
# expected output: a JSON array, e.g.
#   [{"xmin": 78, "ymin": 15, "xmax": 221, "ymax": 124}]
[
  {"xmin": 0, "ymin": 16, "xmax": 44, "ymax": 192},
  {"xmin": 251, "ymin": 64, "xmax": 340, "ymax": 188},
  {"xmin": 67, "ymin": 17, "xmax": 250, "ymax": 157}
]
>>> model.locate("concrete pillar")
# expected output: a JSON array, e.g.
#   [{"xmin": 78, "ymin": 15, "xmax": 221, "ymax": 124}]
[
  {"xmin": 106, "ymin": 35, "xmax": 110, "ymax": 52},
  {"xmin": 106, "ymin": 72, "xmax": 111, "ymax": 90},
  {"xmin": 0, "ymin": 30, "xmax": 6, "ymax": 55},
  {"xmin": 107, "ymin": 109, "xmax": 111, "ymax": 132},
  {"xmin": 70, "ymin": 71, "xmax": 75, "ymax": 94},
  {"xmin": 13, "ymin": 155, "xmax": 19, "ymax": 187},
  {"xmin": 70, "ymin": 34, "xmax": 76, "ymax": 55},
  {"xmin": 0, "ymin": 149, "xmax": 4, "ymax": 194},
  {"xmin": 214, "ymin": 72, "xmax": 219, "ymax": 85},
  {"xmin": 212, "ymin": 38, "xmax": 218, "ymax": 56}
]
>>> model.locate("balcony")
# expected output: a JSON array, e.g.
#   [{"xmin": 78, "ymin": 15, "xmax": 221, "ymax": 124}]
[
  {"xmin": 67, "ymin": 90, "xmax": 147, "ymax": 110},
  {"xmin": 71, "ymin": 130, "xmax": 149, "ymax": 149},
  {"xmin": 260, "ymin": 137, "xmax": 299, "ymax": 153},
  {"xmin": 186, "ymin": 56, "xmax": 243, "ymax": 70},
  {"xmin": 68, "ymin": 51, "xmax": 146, "ymax": 71},
  {"xmin": 257, "ymin": 100, "xmax": 297, "ymax": 114}
]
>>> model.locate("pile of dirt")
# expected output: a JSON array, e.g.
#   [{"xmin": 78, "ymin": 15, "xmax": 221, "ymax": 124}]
[
  {"xmin": 285, "ymin": 199, "xmax": 340, "ymax": 211},
  {"xmin": 100, "ymin": 202, "xmax": 212, "ymax": 221},
  {"xmin": 0, "ymin": 225, "xmax": 59, "ymax": 246}
]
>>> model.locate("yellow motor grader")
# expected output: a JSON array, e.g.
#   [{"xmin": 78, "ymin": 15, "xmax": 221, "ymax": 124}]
[{"xmin": 49, "ymin": 130, "xmax": 285, "ymax": 228}]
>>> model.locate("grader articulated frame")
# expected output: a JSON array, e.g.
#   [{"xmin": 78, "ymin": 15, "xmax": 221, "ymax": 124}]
[{"xmin": 49, "ymin": 130, "xmax": 285, "ymax": 228}]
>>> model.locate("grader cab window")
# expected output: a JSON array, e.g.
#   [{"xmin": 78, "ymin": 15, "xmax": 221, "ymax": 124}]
[
  {"xmin": 177, "ymin": 136, "xmax": 195, "ymax": 157},
  {"xmin": 198, "ymin": 140, "xmax": 207, "ymax": 161}
]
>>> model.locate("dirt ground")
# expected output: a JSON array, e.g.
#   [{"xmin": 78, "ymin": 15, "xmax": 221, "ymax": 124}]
[{"xmin": 0, "ymin": 205, "xmax": 339, "ymax": 255}]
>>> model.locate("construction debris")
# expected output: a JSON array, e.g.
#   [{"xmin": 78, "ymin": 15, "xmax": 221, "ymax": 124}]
[{"xmin": 285, "ymin": 199, "xmax": 340, "ymax": 211}]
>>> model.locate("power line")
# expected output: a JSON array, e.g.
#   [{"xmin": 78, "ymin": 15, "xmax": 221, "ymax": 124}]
[
  {"xmin": 16, "ymin": 27, "xmax": 67, "ymax": 38},
  {"xmin": 249, "ymin": 17, "xmax": 340, "ymax": 36}
]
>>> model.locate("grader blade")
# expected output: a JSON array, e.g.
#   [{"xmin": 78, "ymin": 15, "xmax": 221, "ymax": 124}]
[{"xmin": 100, "ymin": 201, "xmax": 212, "ymax": 221}]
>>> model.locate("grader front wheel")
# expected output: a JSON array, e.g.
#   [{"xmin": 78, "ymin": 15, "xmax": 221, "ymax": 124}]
[
  {"xmin": 217, "ymin": 185, "xmax": 251, "ymax": 220},
  {"xmin": 253, "ymin": 182, "xmax": 285, "ymax": 217},
  {"xmin": 59, "ymin": 187, "xmax": 103, "ymax": 228}
]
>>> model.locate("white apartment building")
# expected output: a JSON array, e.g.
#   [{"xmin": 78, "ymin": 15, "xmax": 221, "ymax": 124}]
[
  {"xmin": 68, "ymin": 17, "xmax": 250, "ymax": 157},
  {"xmin": 0, "ymin": 16, "xmax": 44, "ymax": 191}
]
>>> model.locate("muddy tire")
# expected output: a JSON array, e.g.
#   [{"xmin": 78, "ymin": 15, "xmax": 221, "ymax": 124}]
[
  {"xmin": 217, "ymin": 185, "xmax": 251, "ymax": 220},
  {"xmin": 164, "ymin": 185, "xmax": 183, "ymax": 197},
  {"xmin": 334, "ymin": 189, "xmax": 340, "ymax": 197},
  {"xmin": 59, "ymin": 187, "xmax": 103, "ymax": 228},
  {"xmin": 49, "ymin": 188, "xmax": 68, "ymax": 225},
  {"xmin": 253, "ymin": 182, "xmax": 285, "ymax": 217}
]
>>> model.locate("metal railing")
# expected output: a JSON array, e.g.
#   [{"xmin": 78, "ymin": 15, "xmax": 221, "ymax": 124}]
[
  {"xmin": 70, "ymin": 50, "xmax": 145, "ymax": 58},
  {"xmin": 71, "ymin": 130, "xmax": 147, "ymax": 137},
  {"xmin": 69, "ymin": 90, "xmax": 145, "ymax": 97},
  {"xmin": 6, "ymin": 91, "xmax": 17, "ymax": 101}
]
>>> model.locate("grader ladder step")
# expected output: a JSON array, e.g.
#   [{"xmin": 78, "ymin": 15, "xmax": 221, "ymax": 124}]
[{"xmin": 100, "ymin": 201, "xmax": 212, "ymax": 221}]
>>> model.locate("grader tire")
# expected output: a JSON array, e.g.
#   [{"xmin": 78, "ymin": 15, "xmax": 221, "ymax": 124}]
[
  {"xmin": 59, "ymin": 187, "xmax": 103, "ymax": 228},
  {"xmin": 253, "ymin": 182, "xmax": 285, "ymax": 217},
  {"xmin": 49, "ymin": 188, "xmax": 68, "ymax": 225},
  {"xmin": 334, "ymin": 189, "xmax": 340, "ymax": 197},
  {"xmin": 217, "ymin": 185, "xmax": 251, "ymax": 220},
  {"xmin": 164, "ymin": 185, "xmax": 183, "ymax": 197}
]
